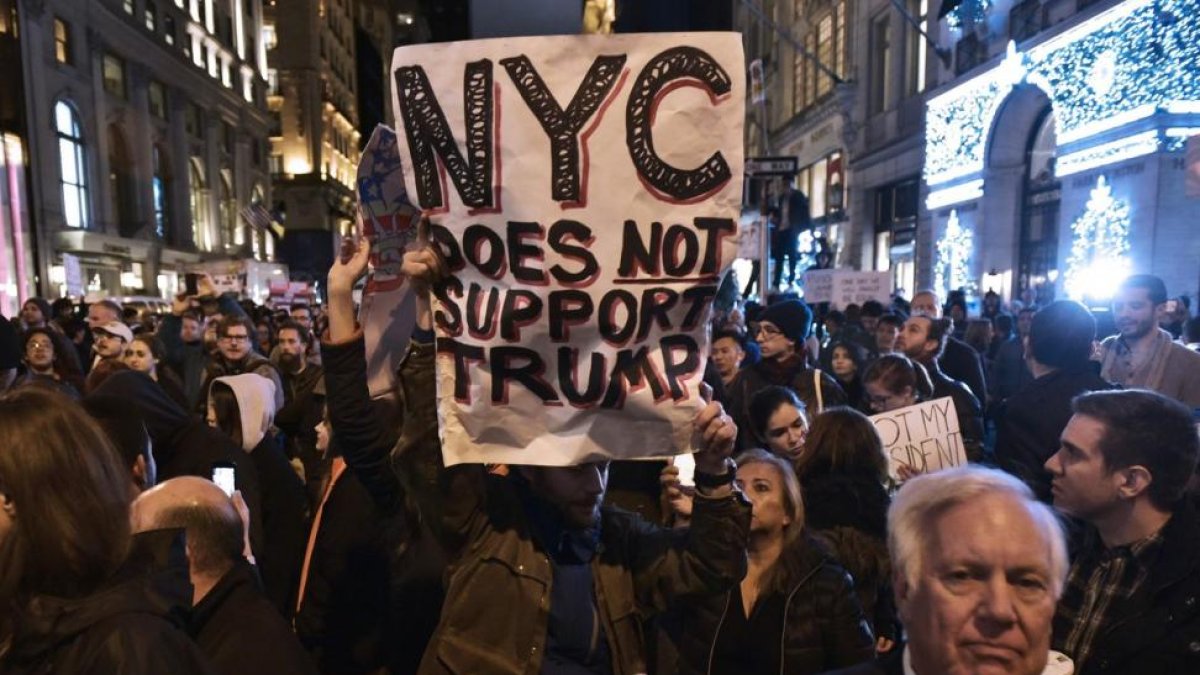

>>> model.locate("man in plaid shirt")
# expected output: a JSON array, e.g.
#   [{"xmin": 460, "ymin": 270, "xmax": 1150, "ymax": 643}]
[{"xmin": 1044, "ymin": 389, "xmax": 1200, "ymax": 674}]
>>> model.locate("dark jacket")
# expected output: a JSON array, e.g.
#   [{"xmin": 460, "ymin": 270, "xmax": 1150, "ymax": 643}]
[
  {"xmin": 1052, "ymin": 499, "xmax": 1200, "ymax": 674},
  {"xmin": 275, "ymin": 363, "xmax": 326, "ymax": 492},
  {"xmin": 994, "ymin": 367, "xmax": 1114, "ymax": 501},
  {"xmin": 802, "ymin": 471, "xmax": 897, "ymax": 641},
  {"xmin": 321, "ymin": 330, "xmax": 446, "ymax": 675},
  {"xmin": 159, "ymin": 312, "xmax": 210, "ymax": 410},
  {"xmin": 89, "ymin": 370, "xmax": 265, "ymax": 556},
  {"xmin": 387, "ymin": 339, "xmax": 752, "ymax": 675},
  {"xmin": 674, "ymin": 533, "xmax": 876, "ymax": 675},
  {"xmin": 940, "ymin": 336, "xmax": 987, "ymax": 408},
  {"xmin": 160, "ymin": 293, "xmax": 247, "ymax": 410},
  {"xmin": 819, "ymin": 649, "xmax": 904, "ymax": 675},
  {"xmin": 189, "ymin": 559, "xmax": 318, "ymax": 675},
  {"xmin": 3, "ymin": 530, "xmax": 216, "ymax": 675},
  {"xmin": 924, "ymin": 361, "xmax": 986, "ymax": 463},
  {"xmin": 247, "ymin": 434, "xmax": 309, "ymax": 619},
  {"xmin": 988, "ymin": 335, "xmax": 1032, "ymax": 406},
  {"xmin": 293, "ymin": 467, "xmax": 396, "ymax": 675},
  {"xmin": 725, "ymin": 356, "xmax": 846, "ymax": 449}
]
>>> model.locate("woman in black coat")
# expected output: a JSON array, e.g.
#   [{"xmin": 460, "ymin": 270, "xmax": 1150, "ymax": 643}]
[
  {"xmin": 0, "ymin": 388, "xmax": 214, "ymax": 674},
  {"xmin": 796, "ymin": 406, "xmax": 899, "ymax": 654},
  {"xmin": 664, "ymin": 449, "xmax": 875, "ymax": 674}
]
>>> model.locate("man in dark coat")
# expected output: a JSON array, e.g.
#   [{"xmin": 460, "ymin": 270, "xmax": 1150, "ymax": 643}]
[
  {"xmin": 994, "ymin": 301, "xmax": 1112, "ymax": 501},
  {"xmin": 90, "ymin": 370, "xmax": 265, "ymax": 555},
  {"xmin": 725, "ymin": 299, "xmax": 845, "ymax": 449},
  {"xmin": 897, "ymin": 315, "xmax": 985, "ymax": 462},
  {"xmin": 1046, "ymin": 390, "xmax": 1200, "ymax": 674},
  {"xmin": 132, "ymin": 477, "xmax": 318, "ymax": 675},
  {"xmin": 273, "ymin": 320, "xmax": 326, "ymax": 500},
  {"xmin": 910, "ymin": 290, "xmax": 987, "ymax": 405}
]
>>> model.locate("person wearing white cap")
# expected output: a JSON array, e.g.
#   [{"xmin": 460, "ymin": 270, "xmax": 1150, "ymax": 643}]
[{"xmin": 91, "ymin": 320, "xmax": 132, "ymax": 364}]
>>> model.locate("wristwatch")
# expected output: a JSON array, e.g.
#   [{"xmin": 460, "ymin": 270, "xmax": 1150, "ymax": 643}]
[{"xmin": 694, "ymin": 458, "xmax": 737, "ymax": 489}]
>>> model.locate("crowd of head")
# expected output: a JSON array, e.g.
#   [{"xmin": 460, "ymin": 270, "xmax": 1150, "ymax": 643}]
[{"xmin": 0, "ymin": 254, "xmax": 1198, "ymax": 675}]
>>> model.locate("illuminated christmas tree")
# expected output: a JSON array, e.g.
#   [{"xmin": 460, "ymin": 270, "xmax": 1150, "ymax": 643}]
[
  {"xmin": 1064, "ymin": 176, "xmax": 1130, "ymax": 300},
  {"xmin": 935, "ymin": 210, "xmax": 975, "ymax": 298}
]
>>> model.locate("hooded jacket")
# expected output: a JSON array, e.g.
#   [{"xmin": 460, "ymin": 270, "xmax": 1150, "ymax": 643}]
[
  {"xmin": 210, "ymin": 374, "xmax": 276, "ymax": 452},
  {"xmin": 209, "ymin": 373, "xmax": 309, "ymax": 617},
  {"xmin": 200, "ymin": 351, "xmax": 284, "ymax": 414},
  {"xmin": 2, "ymin": 530, "xmax": 217, "ymax": 675},
  {"xmin": 89, "ymin": 371, "xmax": 264, "ymax": 552}
]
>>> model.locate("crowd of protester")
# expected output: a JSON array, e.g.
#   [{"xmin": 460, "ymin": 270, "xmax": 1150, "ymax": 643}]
[{"xmin": 0, "ymin": 236, "xmax": 1199, "ymax": 675}]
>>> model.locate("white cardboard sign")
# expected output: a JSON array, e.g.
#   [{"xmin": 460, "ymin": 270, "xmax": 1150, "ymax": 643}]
[
  {"xmin": 390, "ymin": 33, "xmax": 745, "ymax": 466},
  {"xmin": 869, "ymin": 397, "xmax": 967, "ymax": 481}
]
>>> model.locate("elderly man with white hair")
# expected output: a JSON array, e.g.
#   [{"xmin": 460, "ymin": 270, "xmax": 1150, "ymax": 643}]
[{"xmin": 823, "ymin": 466, "xmax": 1071, "ymax": 675}]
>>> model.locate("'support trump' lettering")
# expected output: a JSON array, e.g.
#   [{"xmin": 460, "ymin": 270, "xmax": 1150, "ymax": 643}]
[{"xmin": 390, "ymin": 33, "xmax": 745, "ymax": 466}]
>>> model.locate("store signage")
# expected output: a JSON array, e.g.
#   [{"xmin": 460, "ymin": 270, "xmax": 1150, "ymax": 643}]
[{"xmin": 745, "ymin": 156, "xmax": 798, "ymax": 176}]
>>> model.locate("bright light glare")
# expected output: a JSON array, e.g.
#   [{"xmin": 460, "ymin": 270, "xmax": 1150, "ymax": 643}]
[{"xmin": 1065, "ymin": 256, "xmax": 1129, "ymax": 301}]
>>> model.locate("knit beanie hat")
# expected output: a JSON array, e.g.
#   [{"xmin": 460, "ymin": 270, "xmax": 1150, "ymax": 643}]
[{"xmin": 758, "ymin": 299, "xmax": 813, "ymax": 346}]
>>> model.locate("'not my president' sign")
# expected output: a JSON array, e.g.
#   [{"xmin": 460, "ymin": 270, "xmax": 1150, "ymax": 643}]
[
  {"xmin": 389, "ymin": 33, "xmax": 745, "ymax": 466},
  {"xmin": 869, "ymin": 397, "xmax": 968, "ymax": 481}
]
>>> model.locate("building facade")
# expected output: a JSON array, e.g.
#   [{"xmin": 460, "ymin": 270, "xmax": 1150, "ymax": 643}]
[
  {"xmin": 4, "ymin": 0, "xmax": 274, "ymax": 311},
  {"xmin": 735, "ymin": 0, "xmax": 867, "ymax": 287},
  {"xmin": 265, "ymin": 0, "xmax": 361, "ymax": 282},
  {"xmin": 921, "ymin": 0, "xmax": 1200, "ymax": 305},
  {"xmin": 738, "ymin": 0, "xmax": 1200, "ymax": 306}
]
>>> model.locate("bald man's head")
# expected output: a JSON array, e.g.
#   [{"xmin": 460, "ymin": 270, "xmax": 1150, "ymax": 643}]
[{"xmin": 132, "ymin": 476, "xmax": 242, "ymax": 577}]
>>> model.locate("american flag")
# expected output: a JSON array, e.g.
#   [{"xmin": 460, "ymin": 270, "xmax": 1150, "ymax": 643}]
[{"xmin": 239, "ymin": 203, "xmax": 273, "ymax": 232}]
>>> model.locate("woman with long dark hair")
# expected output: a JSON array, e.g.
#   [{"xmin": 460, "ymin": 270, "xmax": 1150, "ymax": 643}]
[
  {"xmin": 0, "ymin": 388, "xmax": 213, "ymax": 673},
  {"xmin": 796, "ymin": 406, "xmax": 899, "ymax": 653}
]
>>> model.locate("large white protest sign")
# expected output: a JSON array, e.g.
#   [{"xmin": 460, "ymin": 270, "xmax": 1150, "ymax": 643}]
[
  {"xmin": 869, "ymin": 397, "xmax": 967, "ymax": 481},
  {"xmin": 390, "ymin": 33, "xmax": 744, "ymax": 466},
  {"xmin": 357, "ymin": 125, "xmax": 418, "ymax": 397}
]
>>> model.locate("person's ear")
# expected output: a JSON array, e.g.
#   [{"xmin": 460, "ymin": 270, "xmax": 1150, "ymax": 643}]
[
  {"xmin": 1, "ymin": 493, "xmax": 15, "ymax": 520},
  {"xmin": 132, "ymin": 456, "xmax": 149, "ymax": 490},
  {"xmin": 1114, "ymin": 465, "xmax": 1154, "ymax": 501},
  {"xmin": 892, "ymin": 568, "xmax": 912, "ymax": 621}
]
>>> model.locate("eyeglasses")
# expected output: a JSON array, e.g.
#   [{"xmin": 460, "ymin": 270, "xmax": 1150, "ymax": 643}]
[
  {"xmin": 221, "ymin": 334, "xmax": 250, "ymax": 343},
  {"xmin": 26, "ymin": 340, "xmax": 53, "ymax": 350},
  {"xmin": 754, "ymin": 324, "xmax": 782, "ymax": 339}
]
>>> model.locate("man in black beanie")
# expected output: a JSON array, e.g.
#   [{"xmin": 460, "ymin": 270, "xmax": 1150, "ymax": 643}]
[
  {"xmin": 724, "ymin": 299, "xmax": 846, "ymax": 449},
  {"xmin": 993, "ymin": 300, "xmax": 1114, "ymax": 501}
]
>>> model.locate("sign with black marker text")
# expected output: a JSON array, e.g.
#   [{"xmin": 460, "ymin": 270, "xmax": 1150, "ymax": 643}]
[
  {"xmin": 390, "ymin": 33, "xmax": 745, "ymax": 465},
  {"xmin": 869, "ymin": 397, "xmax": 967, "ymax": 481}
]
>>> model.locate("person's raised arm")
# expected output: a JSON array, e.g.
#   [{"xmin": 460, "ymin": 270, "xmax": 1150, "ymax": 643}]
[
  {"xmin": 322, "ymin": 236, "xmax": 405, "ymax": 511},
  {"xmin": 630, "ymin": 397, "xmax": 751, "ymax": 612},
  {"xmin": 327, "ymin": 235, "xmax": 369, "ymax": 343}
]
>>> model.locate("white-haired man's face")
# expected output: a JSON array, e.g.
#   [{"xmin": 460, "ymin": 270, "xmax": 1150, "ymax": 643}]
[{"xmin": 897, "ymin": 492, "xmax": 1057, "ymax": 675}]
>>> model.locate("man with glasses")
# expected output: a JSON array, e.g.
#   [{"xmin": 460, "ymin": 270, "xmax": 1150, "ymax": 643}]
[
  {"xmin": 198, "ymin": 315, "xmax": 284, "ymax": 413},
  {"xmin": 724, "ymin": 299, "xmax": 845, "ymax": 449},
  {"xmin": 92, "ymin": 321, "xmax": 133, "ymax": 366}
]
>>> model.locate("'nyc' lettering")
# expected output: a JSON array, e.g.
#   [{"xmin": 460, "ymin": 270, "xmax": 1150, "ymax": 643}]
[{"xmin": 394, "ymin": 46, "xmax": 733, "ymax": 211}]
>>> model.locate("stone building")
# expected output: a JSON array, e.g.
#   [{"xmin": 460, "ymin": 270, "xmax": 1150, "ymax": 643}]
[
  {"xmin": 3, "ymin": 0, "xmax": 274, "ymax": 309},
  {"xmin": 264, "ymin": 0, "xmax": 360, "ymax": 282}
]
